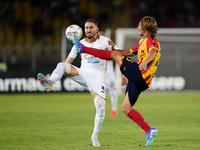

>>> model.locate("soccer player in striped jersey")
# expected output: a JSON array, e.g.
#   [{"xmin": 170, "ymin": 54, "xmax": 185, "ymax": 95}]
[{"xmin": 73, "ymin": 16, "xmax": 161, "ymax": 147}]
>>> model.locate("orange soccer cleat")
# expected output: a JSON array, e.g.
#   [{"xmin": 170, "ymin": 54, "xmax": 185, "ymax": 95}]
[{"xmin": 110, "ymin": 110, "xmax": 117, "ymax": 117}]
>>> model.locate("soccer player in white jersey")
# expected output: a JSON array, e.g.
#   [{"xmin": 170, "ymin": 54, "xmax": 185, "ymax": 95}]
[
  {"xmin": 37, "ymin": 19, "xmax": 116, "ymax": 146},
  {"xmin": 98, "ymin": 31, "xmax": 118, "ymax": 117}
]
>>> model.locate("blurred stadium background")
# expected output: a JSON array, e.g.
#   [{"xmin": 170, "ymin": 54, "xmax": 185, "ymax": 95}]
[{"xmin": 0, "ymin": 0, "xmax": 200, "ymax": 93}]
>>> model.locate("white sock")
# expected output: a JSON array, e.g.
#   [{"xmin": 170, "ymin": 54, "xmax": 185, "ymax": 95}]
[
  {"xmin": 49, "ymin": 62, "xmax": 71, "ymax": 86},
  {"xmin": 109, "ymin": 90, "xmax": 118, "ymax": 111},
  {"xmin": 92, "ymin": 132, "xmax": 98, "ymax": 138},
  {"xmin": 93, "ymin": 96, "xmax": 105, "ymax": 134}
]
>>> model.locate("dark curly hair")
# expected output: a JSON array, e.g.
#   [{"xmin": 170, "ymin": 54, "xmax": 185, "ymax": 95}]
[{"xmin": 86, "ymin": 19, "xmax": 98, "ymax": 27}]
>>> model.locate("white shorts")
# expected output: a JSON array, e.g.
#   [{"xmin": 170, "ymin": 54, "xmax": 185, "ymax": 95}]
[
  {"xmin": 105, "ymin": 61, "xmax": 116, "ymax": 91},
  {"xmin": 68, "ymin": 65, "xmax": 106, "ymax": 99}
]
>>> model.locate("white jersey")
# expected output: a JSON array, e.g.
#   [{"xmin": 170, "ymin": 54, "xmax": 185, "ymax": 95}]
[
  {"xmin": 105, "ymin": 60, "xmax": 116, "ymax": 90},
  {"xmin": 105, "ymin": 43, "xmax": 119, "ymax": 90},
  {"xmin": 69, "ymin": 35, "xmax": 112, "ymax": 76},
  {"xmin": 68, "ymin": 35, "xmax": 113, "ymax": 98}
]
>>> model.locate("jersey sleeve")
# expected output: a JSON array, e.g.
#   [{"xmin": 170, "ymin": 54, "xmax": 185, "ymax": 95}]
[
  {"xmin": 101, "ymin": 36, "xmax": 119, "ymax": 50},
  {"xmin": 105, "ymin": 38, "xmax": 112, "ymax": 50},
  {"xmin": 69, "ymin": 39, "xmax": 85, "ymax": 58},
  {"xmin": 130, "ymin": 41, "xmax": 139, "ymax": 55},
  {"xmin": 146, "ymin": 36, "xmax": 160, "ymax": 53},
  {"xmin": 68, "ymin": 45, "xmax": 78, "ymax": 58}
]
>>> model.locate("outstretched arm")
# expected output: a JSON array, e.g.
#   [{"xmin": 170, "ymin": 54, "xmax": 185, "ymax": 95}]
[
  {"xmin": 115, "ymin": 49, "xmax": 134, "ymax": 57},
  {"xmin": 108, "ymin": 40, "xmax": 134, "ymax": 57}
]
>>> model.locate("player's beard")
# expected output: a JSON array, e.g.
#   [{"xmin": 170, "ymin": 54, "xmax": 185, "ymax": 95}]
[{"xmin": 86, "ymin": 32, "xmax": 95, "ymax": 39}]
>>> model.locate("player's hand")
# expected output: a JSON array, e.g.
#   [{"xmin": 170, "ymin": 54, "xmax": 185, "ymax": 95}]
[
  {"xmin": 139, "ymin": 62, "xmax": 147, "ymax": 71},
  {"xmin": 108, "ymin": 41, "xmax": 115, "ymax": 51}
]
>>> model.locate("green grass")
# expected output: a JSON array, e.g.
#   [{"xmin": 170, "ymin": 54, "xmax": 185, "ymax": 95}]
[{"xmin": 0, "ymin": 92, "xmax": 200, "ymax": 150}]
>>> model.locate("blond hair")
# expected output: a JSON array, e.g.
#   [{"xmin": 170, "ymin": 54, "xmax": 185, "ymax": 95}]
[{"xmin": 139, "ymin": 16, "xmax": 158, "ymax": 36}]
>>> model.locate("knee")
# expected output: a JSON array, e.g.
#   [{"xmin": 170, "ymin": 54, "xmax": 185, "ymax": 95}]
[
  {"xmin": 94, "ymin": 96, "xmax": 106, "ymax": 114},
  {"xmin": 111, "ymin": 51, "xmax": 121, "ymax": 58},
  {"xmin": 57, "ymin": 62, "xmax": 64, "ymax": 69},
  {"xmin": 57, "ymin": 62, "xmax": 71, "ymax": 75},
  {"xmin": 111, "ymin": 51, "xmax": 123, "ymax": 64}
]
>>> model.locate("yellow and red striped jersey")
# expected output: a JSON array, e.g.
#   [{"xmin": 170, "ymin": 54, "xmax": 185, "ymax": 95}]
[{"xmin": 130, "ymin": 36, "xmax": 161, "ymax": 87}]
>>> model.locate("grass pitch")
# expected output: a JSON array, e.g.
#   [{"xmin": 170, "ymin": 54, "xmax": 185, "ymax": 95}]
[{"xmin": 0, "ymin": 92, "xmax": 200, "ymax": 150}]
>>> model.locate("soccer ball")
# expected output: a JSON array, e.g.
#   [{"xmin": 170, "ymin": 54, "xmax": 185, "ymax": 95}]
[{"xmin": 65, "ymin": 24, "xmax": 83, "ymax": 41}]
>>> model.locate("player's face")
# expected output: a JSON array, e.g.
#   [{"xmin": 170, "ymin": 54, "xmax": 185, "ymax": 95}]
[
  {"xmin": 137, "ymin": 23, "xmax": 145, "ymax": 36},
  {"xmin": 85, "ymin": 22, "xmax": 98, "ymax": 39}
]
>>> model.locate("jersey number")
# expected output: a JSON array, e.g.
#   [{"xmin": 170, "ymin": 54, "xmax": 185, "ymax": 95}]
[{"xmin": 101, "ymin": 86, "xmax": 105, "ymax": 93}]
